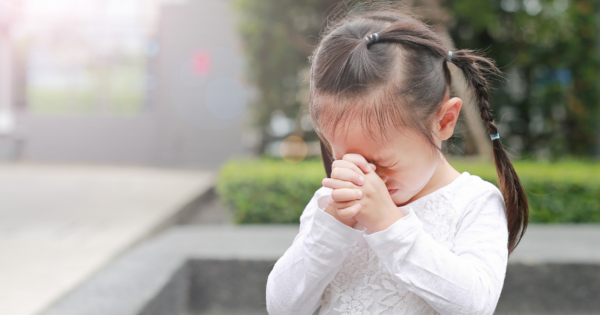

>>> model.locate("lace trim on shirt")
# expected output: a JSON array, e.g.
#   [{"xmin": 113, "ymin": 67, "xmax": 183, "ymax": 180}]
[{"xmin": 320, "ymin": 194, "xmax": 457, "ymax": 315}]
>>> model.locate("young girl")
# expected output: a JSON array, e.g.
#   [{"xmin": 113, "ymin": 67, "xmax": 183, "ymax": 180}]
[{"xmin": 266, "ymin": 6, "xmax": 528, "ymax": 315}]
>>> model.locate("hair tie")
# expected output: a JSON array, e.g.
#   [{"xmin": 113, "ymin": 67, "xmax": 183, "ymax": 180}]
[
  {"xmin": 490, "ymin": 133, "xmax": 500, "ymax": 141},
  {"xmin": 447, "ymin": 51, "xmax": 453, "ymax": 62},
  {"xmin": 365, "ymin": 33, "xmax": 379, "ymax": 44}
]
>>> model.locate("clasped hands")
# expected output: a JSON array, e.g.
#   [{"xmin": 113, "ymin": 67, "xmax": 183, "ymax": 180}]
[{"xmin": 321, "ymin": 153, "xmax": 405, "ymax": 233}]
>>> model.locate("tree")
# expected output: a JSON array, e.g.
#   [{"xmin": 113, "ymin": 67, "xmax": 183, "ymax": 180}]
[
  {"xmin": 231, "ymin": 0, "xmax": 340, "ymax": 154},
  {"xmin": 449, "ymin": 0, "xmax": 600, "ymax": 159},
  {"xmin": 232, "ymin": 0, "xmax": 600, "ymax": 159}
]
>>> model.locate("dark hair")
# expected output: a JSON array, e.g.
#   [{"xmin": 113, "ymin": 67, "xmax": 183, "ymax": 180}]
[{"xmin": 309, "ymin": 6, "xmax": 528, "ymax": 254}]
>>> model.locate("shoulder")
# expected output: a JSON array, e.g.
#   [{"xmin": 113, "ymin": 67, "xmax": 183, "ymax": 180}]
[
  {"xmin": 443, "ymin": 172, "xmax": 505, "ymax": 217},
  {"xmin": 445, "ymin": 172, "xmax": 503, "ymax": 202}
]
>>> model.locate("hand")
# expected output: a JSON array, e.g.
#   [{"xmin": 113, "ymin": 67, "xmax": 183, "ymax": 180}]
[
  {"xmin": 321, "ymin": 155, "xmax": 368, "ymax": 228},
  {"xmin": 322, "ymin": 154, "xmax": 405, "ymax": 232},
  {"xmin": 323, "ymin": 204, "xmax": 359, "ymax": 228},
  {"xmin": 322, "ymin": 154, "xmax": 371, "ymax": 228}
]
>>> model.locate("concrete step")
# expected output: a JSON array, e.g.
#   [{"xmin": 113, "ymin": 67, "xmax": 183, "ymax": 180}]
[{"xmin": 39, "ymin": 224, "xmax": 600, "ymax": 315}]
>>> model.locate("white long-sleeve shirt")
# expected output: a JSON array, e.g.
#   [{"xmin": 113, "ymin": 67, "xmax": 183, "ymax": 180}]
[{"xmin": 266, "ymin": 172, "xmax": 509, "ymax": 315}]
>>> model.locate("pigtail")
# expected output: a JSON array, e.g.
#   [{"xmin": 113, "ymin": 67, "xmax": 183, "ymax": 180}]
[{"xmin": 450, "ymin": 50, "xmax": 529, "ymax": 254}]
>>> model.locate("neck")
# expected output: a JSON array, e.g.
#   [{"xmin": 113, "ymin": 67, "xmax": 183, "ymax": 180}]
[{"xmin": 403, "ymin": 155, "xmax": 460, "ymax": 205}]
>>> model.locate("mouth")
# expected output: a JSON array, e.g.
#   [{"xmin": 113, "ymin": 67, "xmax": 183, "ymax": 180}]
[{"xmin": 388, "ymin": 189, "xmax": 399, "ymax": 195}]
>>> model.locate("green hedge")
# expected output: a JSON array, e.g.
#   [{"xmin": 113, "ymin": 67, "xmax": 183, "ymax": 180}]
[
  {"xmin": 217, "ymin": 157, "xmax": 600, "ymax": 224},
  {"xmin": 451, "ymin": 160, "xmax": 600, "ymax": 223},
  {"xmin": 216, "ymin": 158, "xmax": 325, "ymax": 224}
]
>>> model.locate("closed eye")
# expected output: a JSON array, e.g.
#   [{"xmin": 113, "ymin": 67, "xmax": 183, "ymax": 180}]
[{"xmin": 379, "ymin": 160, "xmax": 398, "ymax": 169}]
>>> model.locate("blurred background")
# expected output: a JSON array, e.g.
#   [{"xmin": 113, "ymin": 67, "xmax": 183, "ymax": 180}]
[
  {"xmin": 0, "ymin": 0, "xmax": 599, "ymax": 314},
  {"xmin": 0, "ymin": 0, "xmax": 257, "ymax": 167},
  {"xmin": 0, "ymin": 0, "xmax": 598, "ymax": 165}
]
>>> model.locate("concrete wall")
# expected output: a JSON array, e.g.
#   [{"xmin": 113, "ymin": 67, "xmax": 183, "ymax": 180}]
[{"xmin": 41, "ymin": 225, "xmax": 600, "ymax": 315}]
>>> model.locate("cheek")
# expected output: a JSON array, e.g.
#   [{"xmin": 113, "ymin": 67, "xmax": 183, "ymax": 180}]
[{"xmin": 391, "ymin": 152, "xmax": 438, "ymax": 192}]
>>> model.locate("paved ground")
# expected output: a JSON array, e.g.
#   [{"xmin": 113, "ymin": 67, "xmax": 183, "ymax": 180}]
[
  {"xmin": 508, "ymin": 224, "xmax": 600, "ymax": 263},
  {"xmin": 0, "ymin": 163, "xmax": 214, "ymax": 315},
  {"xmin": 182, "ymin": 189, "xmax": 233, "ymax": 226}
]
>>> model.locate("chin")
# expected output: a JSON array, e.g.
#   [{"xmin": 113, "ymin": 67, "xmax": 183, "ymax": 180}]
[
  {"xmin": 391, "ymin": 192, "xmax": 414, "ymax": 207},
  {"xmin": 390, "ymin": 177, "xmax": 432, "ymax": 206}
]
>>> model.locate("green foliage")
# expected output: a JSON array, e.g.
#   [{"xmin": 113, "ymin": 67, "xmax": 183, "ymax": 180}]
[
  {"xmin": 216, "ymin": 158, "xmax": 326, "ymax": 223},
  {"xmin": 229, "ymin": 0, "xmax": 337, "ymax": 151},
  {"xmin": 450, "ymin": 159, "xmax": 600, "ymax": 222},
  {"xmin": 450, "ymin": 159, "xmax": 600, "ymax": 185},
  {"xmin": 232, "ymin": 0, "xmax": 600, "ymax": 158},
  {"xmin": 218, "ymin": 158, "xmax": 600, "ymax": 224},
  {"xmin": 449, "ymin": 0, "xmax": 600, "ymax": 158}
]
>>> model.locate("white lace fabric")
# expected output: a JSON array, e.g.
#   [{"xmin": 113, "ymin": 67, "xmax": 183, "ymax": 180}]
[
  {"xmin": 320, "ymin": 193, "xmax": 456, "ymax": 315},
  {"xmin": 266, "ymin": 172, "xmax": 509, "ymax": 315}
]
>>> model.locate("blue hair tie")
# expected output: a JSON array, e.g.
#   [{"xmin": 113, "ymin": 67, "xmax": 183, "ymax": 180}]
[
  {"xmin": 365, "ymin": 33, "xmax": 379, "ymax": 44},
  {"xmin": 490, "ymin": 133, "xmax": 500, "ymax": 141}
]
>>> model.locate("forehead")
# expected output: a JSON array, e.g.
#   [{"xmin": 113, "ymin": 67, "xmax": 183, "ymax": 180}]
[
  {"xmin": 315, "ymin": 92, "xmax": 424, "ymax": 162},
  {"xmin": 323, "ymin": 119, "xmax": 402, "ymax": 163}
]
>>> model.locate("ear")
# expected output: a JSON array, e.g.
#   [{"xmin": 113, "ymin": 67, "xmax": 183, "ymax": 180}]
[{"xmin": 436, "ymin": 97, "xmax": 463, "ymax": 141}]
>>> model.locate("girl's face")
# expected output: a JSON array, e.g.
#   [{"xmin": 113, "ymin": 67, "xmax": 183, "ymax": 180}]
[{"xmin": 324, "ymin": 122, "xmax": 441, "ymax": 207}]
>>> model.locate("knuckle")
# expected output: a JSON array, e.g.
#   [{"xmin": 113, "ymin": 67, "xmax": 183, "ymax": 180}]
[
  {"xmin": 339, "ymin": 199, "xmax": 352, "ymax": 206},
  {"xmin": 339, "ymin": 204, "xmax": 359, "ymax": 217},
  {"xmin": 337, "ymin": 205, "xmax": 353, "ymax": 216},
  {"xmin": 339, "ymin": 189, "xmax": 351, "ymax": 200},
  {"xmin": 331, "ymin": 168, "xmax": 340, "ymax": 178},
  {"xmin": 342, "ymin": 154, "xmax": 356, "ymax": 162},
  {"xmin": 350, "ymin": 165, "xmax": 363, "ymax": 174}
]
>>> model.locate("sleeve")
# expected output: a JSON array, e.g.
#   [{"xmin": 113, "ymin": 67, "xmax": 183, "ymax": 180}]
[
  {"xmin": 266, "ymin": 187, "xmax": 364, "ymax": 315},
  {"xmin": 362, "ymin": 188, "xmax": 509, "ymax": 315}
]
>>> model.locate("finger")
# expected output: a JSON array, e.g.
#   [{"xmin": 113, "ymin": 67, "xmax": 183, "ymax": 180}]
[
  {"xmin": 337, "ymin": 203, "xmax": 361, "ymax": 219},
  {"xmin": 331, "ymin": 188, "xmax": 362, "ymax": 202},
  {"xmin": 328, "ymin": 198, "xmax": 358, "ymax": 210},
  {"xmin": 342, "ymin": 153, "xmax": 373, "ymax": 174},
  {"xmin": 322, "ymin": 178, "xmax": 357, "ymax": 190},
  {"xmin": 368, "ymin": 163, "xmax": 377, "ymax": 171},
  {"xmin": 331, "ymin": 167, "xmax": 365, "ymax": 186},
  {"xmin": 324, "ymin": 205, "xmax": 357, "ymax": 226},
  {"xmin": 332, "ymin": 159, "xmax": 364, "ymax": 176}
]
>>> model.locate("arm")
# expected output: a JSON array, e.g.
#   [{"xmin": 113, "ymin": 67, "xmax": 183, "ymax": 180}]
[
  {"xmin": 363, "ymin": 189, "xmax": 509, "ymax": 315},
  {"xmin": 266, "ymin": 187, "xmax": 363, "ymax": 315}
]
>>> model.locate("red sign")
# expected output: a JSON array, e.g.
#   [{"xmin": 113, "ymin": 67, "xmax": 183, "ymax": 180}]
[{"xmin": 192, "ymin": 50, "xmax": 211, "ymax": 77}]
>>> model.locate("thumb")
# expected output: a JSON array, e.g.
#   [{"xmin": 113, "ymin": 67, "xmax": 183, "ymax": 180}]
[{"xmin": 368, "ymin": 163, "xmax": 377, "ymax": 171}]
